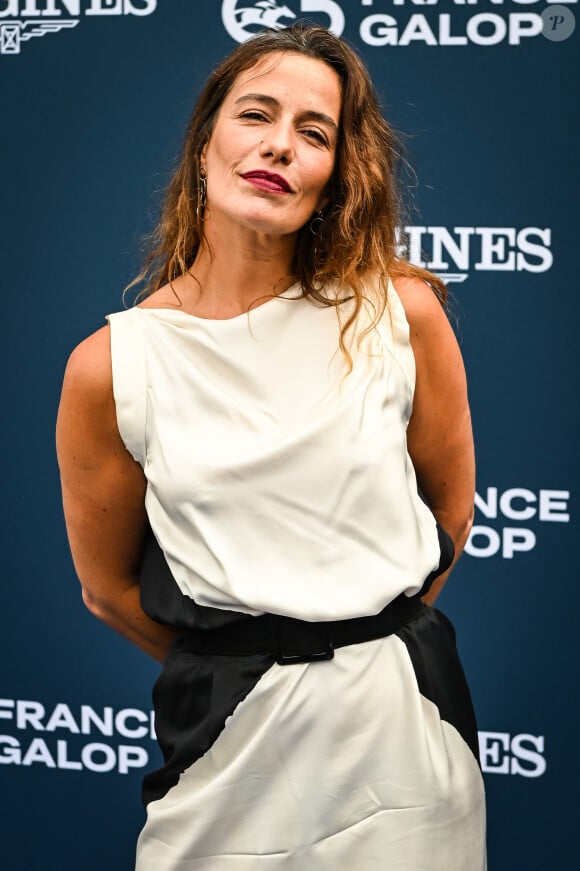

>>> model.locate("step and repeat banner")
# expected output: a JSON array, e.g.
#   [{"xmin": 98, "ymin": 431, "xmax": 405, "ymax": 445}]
[{"xmin": 1, "ymin": 1, "xmax": 577, "ymax": 869}]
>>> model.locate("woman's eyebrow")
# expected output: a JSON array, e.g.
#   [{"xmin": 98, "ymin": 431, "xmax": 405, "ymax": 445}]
[
  {"xmin": 234, "ymin": 93, "xmax": 278, "ymax": 109},
  {"xmin": 234, "ymin": 93, "xmax": 338, "ymax": 135}
]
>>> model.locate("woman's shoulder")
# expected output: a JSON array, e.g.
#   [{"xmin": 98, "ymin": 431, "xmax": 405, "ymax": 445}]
[
  {"xmin": 63, "ymin": 324, "xmax": 113, "ymax": 409},
  {"xmin": 389, "ymin": 272, "xmax": 463, "ymax": 389},
  {"xmin": 390, "ymin": 273, "xmax": 448, "ymax": 334},
  {"xmin": 134, "ymin": 276, "xmax": 190, "ymax": 312},
  {"xmin": 65, "ymin": 280, "xmax": 188, "ymax": 399}
]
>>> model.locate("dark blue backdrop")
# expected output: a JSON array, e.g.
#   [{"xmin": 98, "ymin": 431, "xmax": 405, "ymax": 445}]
[{"xmin": 1, "ymin": 2, "xmax": 578, "ymax": 869}]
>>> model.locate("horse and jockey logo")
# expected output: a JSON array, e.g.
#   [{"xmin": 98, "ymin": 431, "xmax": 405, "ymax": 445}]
[
  {"xmin": 221, "ymin": 0, "xmax": 345, "ymax": 43},
  {"xmin": 221, "ymin": 0, "xmax": 297, "ymax": 43}
]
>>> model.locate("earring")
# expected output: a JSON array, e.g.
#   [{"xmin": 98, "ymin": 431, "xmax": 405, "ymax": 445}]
[
  {"xmin": 197, "ymin": 167, "xmax": 210, "ymax": 222},
  {"xmin": 309, "ymin": 209, "xmax": 325, "ymax": 235}
]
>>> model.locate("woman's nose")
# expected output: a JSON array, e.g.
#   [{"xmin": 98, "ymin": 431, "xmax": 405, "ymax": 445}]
[{"xmin": 258, "ymin": 124, "xmax": 294, "ymax": 164}]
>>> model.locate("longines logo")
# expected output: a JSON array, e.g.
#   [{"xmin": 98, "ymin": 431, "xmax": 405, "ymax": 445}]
[
  {"xmin": 399, "ymin": 225, "xmax": 553, "ymax": 284},
  {"xmin": 0, "ymin": 0, "xmax": 157, "ymax": 55},
  {"xmin": 221, "ymin": 0, "xmax": 576, "ymax": 46}
]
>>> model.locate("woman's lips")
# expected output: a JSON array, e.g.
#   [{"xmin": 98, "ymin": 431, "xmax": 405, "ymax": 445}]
[{"xmin": 241, "ymin": 171, "xmax": 291, "ymax": 193}]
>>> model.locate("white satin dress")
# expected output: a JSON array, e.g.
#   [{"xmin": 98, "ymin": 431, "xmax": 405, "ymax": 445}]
[{"xmin": 107, "ymin": 281, "xmax": 486, "ymax": 870}]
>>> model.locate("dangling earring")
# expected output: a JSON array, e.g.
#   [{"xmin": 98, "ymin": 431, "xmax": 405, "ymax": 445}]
[
  {"xmin": 197, "ymin": 167, "xmax": 210, "ymax": 222},
  {"xmin": 309, "ymin": 209, "xmax": 325, "ymax": 235}
]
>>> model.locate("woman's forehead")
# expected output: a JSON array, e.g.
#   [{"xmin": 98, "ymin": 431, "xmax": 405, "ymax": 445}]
[{"xmin": 224, "ymin": 52, "xmax": 342, "ymax": 116}]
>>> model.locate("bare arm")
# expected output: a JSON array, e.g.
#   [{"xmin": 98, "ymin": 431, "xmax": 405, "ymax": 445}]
[
  {"xmin": 56, "ymin": 325, "xmax": 179, "ymax": 661},
  {"xmin": 393, "ymin": 276, "xmax": 475, "ymax": 604}
]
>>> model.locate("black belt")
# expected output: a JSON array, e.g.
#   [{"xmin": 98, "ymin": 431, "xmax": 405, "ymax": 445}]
[{"xmin": 180, "ymin": 594, "xmax": 425, "ymax": 666}]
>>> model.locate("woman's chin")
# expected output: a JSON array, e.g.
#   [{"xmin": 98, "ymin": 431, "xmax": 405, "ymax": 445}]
[{"xmin": 210, "ymin": 210, "xmax": 303, "ymax": 242}]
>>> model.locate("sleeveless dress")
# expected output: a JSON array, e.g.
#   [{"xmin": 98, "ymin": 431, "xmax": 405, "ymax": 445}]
[{"xmin": 107, "ymin": 281, "xmax": 486, "ymax": 870}]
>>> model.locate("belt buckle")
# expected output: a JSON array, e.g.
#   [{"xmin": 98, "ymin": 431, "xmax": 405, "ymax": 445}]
[{"xmin": 272, "ymin": 616, "xmax": 335, "ymax": 666}]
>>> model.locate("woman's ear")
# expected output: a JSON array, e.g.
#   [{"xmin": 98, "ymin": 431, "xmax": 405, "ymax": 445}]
[{"xmin": 199, "ymin": 141, "xmax": 208, "ymax": 170}]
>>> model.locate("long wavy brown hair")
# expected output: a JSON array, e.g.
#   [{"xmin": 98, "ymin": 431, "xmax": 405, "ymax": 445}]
[{"xmin": 130, "ymin": 23, "xmax": 446, "ymax": 356}]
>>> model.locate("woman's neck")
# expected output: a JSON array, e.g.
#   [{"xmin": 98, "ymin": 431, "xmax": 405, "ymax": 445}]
[{"xmin": 187, "ymin": 232, "xmax": 297, "ymax": 319}]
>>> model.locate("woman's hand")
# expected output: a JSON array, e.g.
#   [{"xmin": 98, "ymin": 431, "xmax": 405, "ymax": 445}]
[
  {"xmin": 56, "ymin": 325, "xmax": 178, "ymax": 661},
  {"xmin": 393, "ymin": 276, "xmax": 476, "ymax": 604}
]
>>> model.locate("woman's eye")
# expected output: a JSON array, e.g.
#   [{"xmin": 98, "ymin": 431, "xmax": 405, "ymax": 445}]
[
  {"xmin": 239, "ymin": 111, "xmax": 267, "ymax": 121},
  {"xmin": 303, "ymin": 129, "xmax": 328, "ymax": 146}
]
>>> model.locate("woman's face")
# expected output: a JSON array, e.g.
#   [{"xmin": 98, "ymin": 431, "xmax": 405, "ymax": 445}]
[{"xmin": 201, "ymin": 51, "xmax": 341, "ymax": 241}]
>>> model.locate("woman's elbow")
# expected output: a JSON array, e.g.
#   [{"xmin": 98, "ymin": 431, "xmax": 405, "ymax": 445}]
[
  {"xmin": 81, "ymin": 586, "xmax": 112, "ymax": 623},
  {"xmin": 435, "ymin": 501, "xmax": 474, "ymax": 557},
  {"xmin": 453, "ymin": 503, "xmax": 475, "ymax": 556},
  {"xmin": 464, "ymin": 503, "xmax": 475, "ymax": 537}
]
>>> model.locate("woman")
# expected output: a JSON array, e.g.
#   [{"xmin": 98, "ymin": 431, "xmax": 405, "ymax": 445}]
[{"xmin": 57, "ymin": 24, "xmax": 486, "ymax": 870}]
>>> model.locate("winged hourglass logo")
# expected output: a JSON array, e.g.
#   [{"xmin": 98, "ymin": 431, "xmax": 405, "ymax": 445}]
[{"xmin": 0, "ymin": 19, "xmax": 79, "ymax": 54}]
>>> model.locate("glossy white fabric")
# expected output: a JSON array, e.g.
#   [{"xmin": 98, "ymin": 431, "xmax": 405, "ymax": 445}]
[
  {"xmin": 135, "ymin": 635, "xmax": 486, "ymax": 870},
  {"xmin": 107, "ymin": 281, "xmax": 441, "ymax": 620}
]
